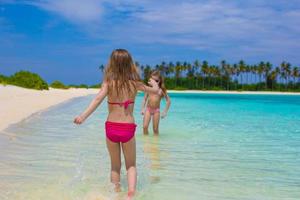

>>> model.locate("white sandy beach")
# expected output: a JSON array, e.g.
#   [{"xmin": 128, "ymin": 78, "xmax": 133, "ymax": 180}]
[{"xmin": 0, "ymin": 85, "xmax": 98, "ymax": 132}]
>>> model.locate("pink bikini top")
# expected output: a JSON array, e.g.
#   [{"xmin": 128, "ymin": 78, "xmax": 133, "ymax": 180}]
[{"xmin": 108, "ymin": 100, "xmax": 134, "ymax": 109}]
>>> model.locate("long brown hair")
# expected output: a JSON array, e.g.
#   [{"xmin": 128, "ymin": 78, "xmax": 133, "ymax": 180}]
[
  {"xmin": 150, "ymin": 70, "xmax": 167, "ymax": 94},
  {"xmin": 104, "ymin": 49, "xmax": 141, "ymax": 97}
]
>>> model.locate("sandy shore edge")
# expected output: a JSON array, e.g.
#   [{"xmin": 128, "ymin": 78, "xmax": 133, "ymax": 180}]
[{"xmin": 0, "ymin": 85, "xmax": 98, "ymax": 132}]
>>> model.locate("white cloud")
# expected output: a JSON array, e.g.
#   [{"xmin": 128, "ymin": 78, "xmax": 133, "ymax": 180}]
[
  {"xmin": 27, "ymin": 0, "xmax": 104, "ymax": 24},
  {"xmin": 112, "ymin": 0, "xmax": 300, "ymax": 62},
  {"xmin": 2, "ymin": 0, "xmax": 300, "ymax": 63}
]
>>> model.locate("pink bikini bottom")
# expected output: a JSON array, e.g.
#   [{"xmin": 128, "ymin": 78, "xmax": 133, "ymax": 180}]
[
  {"xmin": 105, "ymin": 121, "xmax": 137, "ymax": 143},
  {"xmin": 147, "ymin": 106, "xmax": 160, "ymax": 115}
]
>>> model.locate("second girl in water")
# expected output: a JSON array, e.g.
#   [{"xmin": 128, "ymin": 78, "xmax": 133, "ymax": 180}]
[{"xmin": 141, "ymin": 70, "xmax": 171, "ymax": 135}]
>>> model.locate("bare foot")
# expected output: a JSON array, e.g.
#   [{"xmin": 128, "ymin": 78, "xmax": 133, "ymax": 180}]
[
  {"xmin": 114, "ymin": 183, "xmax": 121, "ymax": 192},
  {"xmin": 126, "ymin": 191, "xmax": 135, "ymax": 200}
]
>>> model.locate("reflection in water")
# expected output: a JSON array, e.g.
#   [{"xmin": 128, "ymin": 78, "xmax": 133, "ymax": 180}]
[{"xmin": 142, "ymin": 135, "xmax": 161, "ymax": 184}]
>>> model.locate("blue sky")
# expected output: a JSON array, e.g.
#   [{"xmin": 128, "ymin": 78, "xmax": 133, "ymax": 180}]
[{"xmin": 1, "ymin": 0, "xmax": 300, "ymax": 84}]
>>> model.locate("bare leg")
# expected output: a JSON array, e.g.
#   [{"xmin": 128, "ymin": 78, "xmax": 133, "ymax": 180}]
[
  {"xmin": 121, "ymin": 137, "xmax": 136, "ymax": 199},
  {"xmin": 106, "ymin": 138, "xmax": 121, "ymax": 192},
  {"xmin": 152, "ymin": 112, "xmax": 160, "ymax": 135},
  {"xmin": 143, "ymin": 110, "xmax": 151, "ymax": 135}
]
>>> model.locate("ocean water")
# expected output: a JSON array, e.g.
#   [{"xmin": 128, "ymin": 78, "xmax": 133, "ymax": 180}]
[{"xmin": 0, "ymin": 93, "xmax": 300, "ymax": 200}]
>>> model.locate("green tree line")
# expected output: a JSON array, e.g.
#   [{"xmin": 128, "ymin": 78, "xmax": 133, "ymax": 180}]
[
  {"xmin": 0, "ymin": 71, "xmax": 49, "ymax": 90},
  {"xmin": 131, "ymin": 60, "xmax": 300, "ymax": 91},
  {"xmin": 0, "ymin": 71, "xmax": 100, "ymax": 90},
  {"xmin": 2, "ymin": 60, "xmax": 300, "ymax": 92}
]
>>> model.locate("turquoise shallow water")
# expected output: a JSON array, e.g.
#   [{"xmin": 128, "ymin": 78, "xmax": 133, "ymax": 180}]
[{"xmin": 1, "ymin": 93, "xmax": 300, "ymax": 200}]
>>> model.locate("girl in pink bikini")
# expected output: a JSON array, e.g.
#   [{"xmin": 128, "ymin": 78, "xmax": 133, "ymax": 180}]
[
  {"xmin": 141, "ymin": 70, "xmax": 171, "ymax": 135},
  {"xmin": 73, "ymin": 49, "xmax": 160, "ymax": 199}
]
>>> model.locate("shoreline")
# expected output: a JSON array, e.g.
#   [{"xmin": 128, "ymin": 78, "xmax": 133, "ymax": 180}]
[
  {"xmin": 167, "ymin": 90, "xmax": 300, "ymax": 95},
  {"xmin": 0, "ymin": 85, "xmax": 98, "ymax": 132},
  {"xmin": 1, "ymin": 85, "xmax": 300, "ymax": 132}
]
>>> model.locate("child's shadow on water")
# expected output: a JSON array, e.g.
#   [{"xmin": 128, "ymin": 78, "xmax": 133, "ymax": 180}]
[{"xmin": 142, "ymin": 135, "xmax": 162, "ymax": 184}]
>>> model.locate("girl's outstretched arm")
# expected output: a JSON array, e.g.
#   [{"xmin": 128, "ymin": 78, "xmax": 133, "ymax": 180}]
[
  {"xmin": 141, "ymin": 93, "xmax": 148, "ymax": 115},
  {"xmin": 74, "ymin": 82, "xmax": 108, "ymax": 124},
  {"xmin": 136, "ymin": 79, "xmax": 161, "ymax": 94},
  {"xmin": 161, "ymin": 91, "xmax": 171, "ymax": 119}
]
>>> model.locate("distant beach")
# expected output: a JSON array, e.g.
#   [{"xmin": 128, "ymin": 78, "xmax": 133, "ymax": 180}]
[{"xmin": 0, "ymin": 85, "xmax": 98, "ymax": 132}]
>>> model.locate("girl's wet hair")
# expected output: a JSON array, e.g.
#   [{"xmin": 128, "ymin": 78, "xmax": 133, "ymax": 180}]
[{"xmin": 104, "ymin": 49, "xmax": 141, "ymax": 96}]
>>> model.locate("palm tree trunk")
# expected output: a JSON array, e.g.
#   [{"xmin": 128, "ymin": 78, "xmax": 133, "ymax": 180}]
[
  {"xmin": 241, "ymin": 74, "xmax": 243, "ymax": 90},
  {"xmin": 227, "ymin": 78, "xmax": 229, "ymax": 90},
  {"xmin": 271, "ymin": 80, "xmax": 273, "ymax": 91}
]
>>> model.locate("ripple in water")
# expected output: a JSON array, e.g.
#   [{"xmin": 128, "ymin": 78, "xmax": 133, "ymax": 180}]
[{"xmin": 0, "ymin": 93, "xmax": 300, "ymax": 200}]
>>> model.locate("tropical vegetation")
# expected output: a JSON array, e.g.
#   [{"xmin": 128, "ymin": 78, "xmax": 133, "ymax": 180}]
[
  {"xmin": 0, "ymin": 71, "xmax": 101, "ymax": 90},
  {"xmin": 2, "ymin": 60, "xmax": 300, "ymax": 92},
  {"xmin": 68, "ymin": 84, "xmax": 89, "ymax": 89},
  {"xmin": 50, "ymin": 80, "xmax": 68, "ymax": 89},
  {"xmin": 131, "ymin": 60, "xmax": 300, "ymax": 92},
  {"xmin": 0, "ymin": 71, "xmax": 48, "ymax": 90}
]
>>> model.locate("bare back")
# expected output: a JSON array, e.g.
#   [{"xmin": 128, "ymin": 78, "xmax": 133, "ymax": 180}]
[{"xmin": 107, "ymin": 80, "xmax": 137, "ymax": 123}]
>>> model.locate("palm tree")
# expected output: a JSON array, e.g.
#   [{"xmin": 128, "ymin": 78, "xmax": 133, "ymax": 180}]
[
  {"xmin": 221, "ymin": 62, "xmax": 231, "ymax": 90},
  {"xmin": 280, "ymin": 62, "xmax": 291, "ymax": 90},
  {"xmin": 298, "ymin": 67, "xmax": 300, "ymax": 84},
  {"xmin": 257, "ymin": 62, "xmax": 265, "ymax": 90},
  {"xmin": 159, "ymin": 61, "xmax": 167, "ymax": 76},
  {"xmin": 264, "ymin": 62, "xmax": 272, "ymax": 89},
  {"xmin": 155, "ymin": 64, "xmax": 160, "ymax": 71},
  {"xmin": 285, "ymin": 62, "xmax": 292, "ymax": 89},
  {"xmin": 238, "ymin": 60, "xmax": 246, "ymax": 89},
  {"xmin": 223, "ymin": 63, "xmax": 231, "ymax": 90},
  {"xmin": 194, "ymin": 60, "xmax": 200, "ymax": 73},
  {"xmin": 187, "ymin": 63, "xmax": 194, "ymax": 78},
  {"xmin": 297, "ymin": 67, "xmax": 300, "ymax": 82},
  {"xmin": 275, "ymin": 67, "xmax": 280, "ymax": 90},
  {"xmin": 201, "ymin": 61, "xmax": 209, "ymax": 89},
  {"xmin": 279, "ymin": 63, "xmax": 286, "ymax": 91},
  {"xmin": 251, "ymin": 65, "xmax": 258, "ymax": 84},
  {"xmin": 245, "ymin": 65, "xmax": 251, "ymax": 85},
  {"xmin": 233, "ymin": 63, "xmax": 239, "ymax": 90},
  {"xmin": 136, "ymin": 61, "xmax": 140, "ymax": 66},
  {"xmin": 194, "ymin": 60, "xmax": 200, "ymax": 88},
  {"xmin": 182, "ymin": 61, "xmax": 188, "ymax": 78},
  {"xmin": 210, "ymin": 66, "xmax": 215, "ymax": 88},
  {"xmin": 167, "ymin": 62, "xmax": 175, "ymax": 78},
  {"xmin": 186, "ymin": 63, "xmax": 194, "ymax": 88},
  {"xmin": 99, "ymin": 64, "xmax": 105, "ymax": 79},
  {"xmin": 269, "ymin": 70, "xmax": 278, "ymax": 91},
  {"xmin": 258, "ymin": 62, "xmax": 265, "ymax": 84},
  {"xmin": 140, "ymin": 65, "xmax": 145, "ymax": 79},
  {"xmin": 220, "ymin": 60, "xmax": 226, "ymax": 89},
  {"xmin": 143, "ymin": 65, "xmax": 152, "ymax": 83},
  {"xmin": 292, "ymin": 67, "xmax": 299, "ymax": 89},
  {"xmin": 213, "ymin": 66, "xmax": 221, "ymax": 88},
  {"xmin": 207, "ymin": 66, "xmax": 213, "ymax": 89},
  {"xmin": 175, "ymin": 61, "xmax": 181, "ymax": 87}
]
